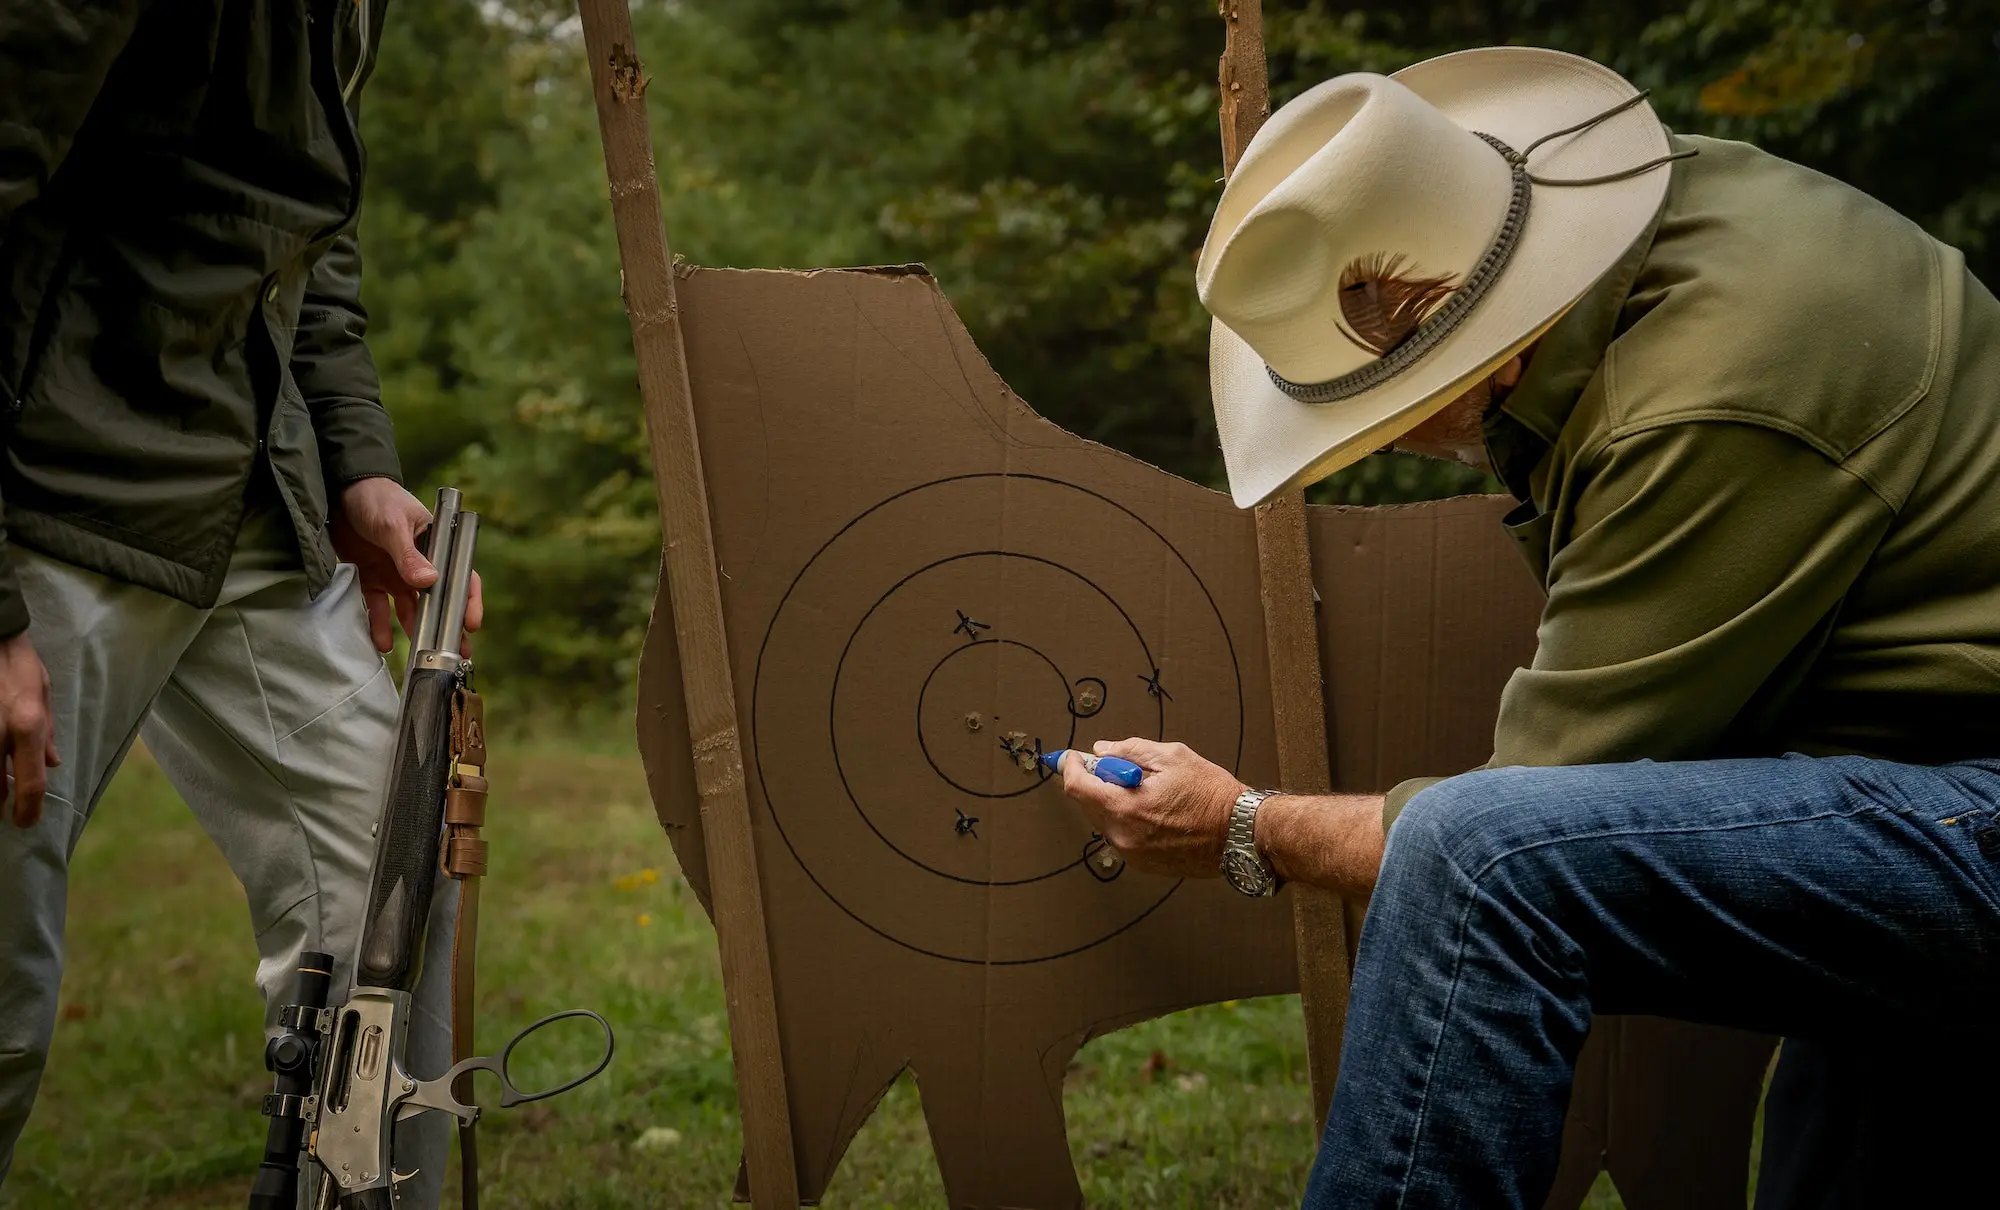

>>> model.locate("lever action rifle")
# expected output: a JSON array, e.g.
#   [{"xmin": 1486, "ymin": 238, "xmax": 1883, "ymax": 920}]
[{"xmin": 250, "ymin": 488, "xmax": 613, "ymax": 1210}]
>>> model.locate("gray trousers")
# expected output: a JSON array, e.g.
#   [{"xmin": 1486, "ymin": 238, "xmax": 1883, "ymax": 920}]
[{"xmin": 0, "ymin": 529, "xmax": 453, "ymax": 1206}]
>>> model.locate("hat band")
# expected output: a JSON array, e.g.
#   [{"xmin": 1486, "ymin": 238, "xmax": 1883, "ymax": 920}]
[
  {"xmin": 1265, "ymin": 132, "xmax": 1530, "ymax": 405},
  {"xmin": 1264, "ymin": 90, "xmax": 1695, "ymax": 407}
]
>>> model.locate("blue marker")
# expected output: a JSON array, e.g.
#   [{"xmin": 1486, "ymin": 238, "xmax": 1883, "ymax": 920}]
[{"xmin": 1040, "ymin": 749, "xmax": 1146, "ymax": 789}]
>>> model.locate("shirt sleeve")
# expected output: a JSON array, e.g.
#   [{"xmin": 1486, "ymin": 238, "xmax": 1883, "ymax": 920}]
[
  {"xmin": 1500, "ymin": 419, "xmax": 1894, "ymax": 762},
  {"xmin": 290, "ymin": 226, "xmax": 402, "ymax": 486},
  {"xmin": 1385, "ymin": 421, "xmax": 1894, "ymax": 831}
]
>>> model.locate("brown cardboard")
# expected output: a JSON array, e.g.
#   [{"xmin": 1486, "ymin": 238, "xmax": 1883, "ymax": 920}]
[
  {"xmin": 1309, "ymin": 496, "xmax": 1544, "ymax": 789},
  {"xmin": 636, "ymin": 265, "xmax": 1772, "ymax": 1208}
]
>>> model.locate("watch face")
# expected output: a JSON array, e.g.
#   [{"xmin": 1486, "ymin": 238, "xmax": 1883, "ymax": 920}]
[{"xmin": 1221, "ymin": 848, "xmax": 1273, "ymax": 896}]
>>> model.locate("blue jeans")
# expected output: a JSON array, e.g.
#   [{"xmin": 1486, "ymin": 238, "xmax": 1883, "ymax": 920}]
[{"xmin": 1303, "ymin": 755, "xmax": 2000, "ymax": 1209}]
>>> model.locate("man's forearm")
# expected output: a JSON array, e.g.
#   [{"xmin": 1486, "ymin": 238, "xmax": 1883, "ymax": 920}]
[{"xmin": 1255, "ymin": 793, "xmax": 1387, "ymax": 898}]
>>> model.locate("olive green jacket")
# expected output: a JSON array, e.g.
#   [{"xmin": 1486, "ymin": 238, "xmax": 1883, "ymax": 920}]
[
  {"xmin": 0, "ymin": 0, "xmax": 397, "ymax": 638},
  {"xmin": 1387, "ymin": 134, "xmax": 2000, "ymax": 825}
]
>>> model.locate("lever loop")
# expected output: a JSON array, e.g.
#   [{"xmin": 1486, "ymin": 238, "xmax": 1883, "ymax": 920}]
[{"xmin": 440, "ymin": 1009, "xmax": 616, "ymax": 1109}]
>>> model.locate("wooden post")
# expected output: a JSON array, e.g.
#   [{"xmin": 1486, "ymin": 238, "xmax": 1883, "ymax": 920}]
[
  {"xmin": 575, "ymin": 4, "xmax": 801, "ymax": 1204},
  {"xmin": 1218, "ymin": 0, "xmax": 1353, "ymax": 1134}
]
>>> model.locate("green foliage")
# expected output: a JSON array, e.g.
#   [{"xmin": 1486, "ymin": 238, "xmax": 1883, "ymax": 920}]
[{"xmin": 355, "ymin": 0, "xmax": 2000, "ymax": 700}]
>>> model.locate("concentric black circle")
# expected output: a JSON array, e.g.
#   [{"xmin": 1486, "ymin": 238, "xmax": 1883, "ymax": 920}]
[
  {"xmin": 917, "ymin": 637, "xmax": 1073, "ymax": 801},
  {"xmin": 833, "ymin": 551, "xmax": 1165, "ymax": 888},
  {"xmin": 750, "ymin": 474, "xmax": 1243, "ymax": 965}
]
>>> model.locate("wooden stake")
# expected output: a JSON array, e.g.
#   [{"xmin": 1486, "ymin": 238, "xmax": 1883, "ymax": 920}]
[
  {"xmin": 1218, "ymin": 0, "xmax": 1353, "ymax": 1134},
  {"xmin": 575, "ymin": 4, "xmax": 800, "ymax": 1203}
]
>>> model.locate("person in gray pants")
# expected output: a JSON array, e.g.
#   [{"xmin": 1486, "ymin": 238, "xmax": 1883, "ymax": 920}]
[{"xmin": 0, "ymin": 3, "xmax": 479, "ymax": 1203}]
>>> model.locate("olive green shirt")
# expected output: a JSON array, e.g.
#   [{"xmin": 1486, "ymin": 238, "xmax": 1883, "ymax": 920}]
[{"xmin": 1384, "ymin": 134, "xmax": 2000, "ymax": 828}]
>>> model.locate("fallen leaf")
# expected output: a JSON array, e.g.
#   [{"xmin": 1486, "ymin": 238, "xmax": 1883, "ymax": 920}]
[{"xmin": 632, "ymin": 1125, "xmax": 682, "ymax": 1151}]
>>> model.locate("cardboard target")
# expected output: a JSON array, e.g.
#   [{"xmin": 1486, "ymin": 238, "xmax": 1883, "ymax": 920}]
[
  {"xmin": 636, "ymin": 265, "xmax": 1772, "ymax": 1209},
  {"xmin": 752, "ymin": 473, "xmax": 1245, "ymax": 964}
]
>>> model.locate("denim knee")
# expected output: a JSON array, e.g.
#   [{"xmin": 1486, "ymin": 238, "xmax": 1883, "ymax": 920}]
[
  {"xmin": 1389, "ymin": 769, "xmax": 1548, "ymax": 875},
  {"xmin": 1380, "ymin": 767, "xmax": 1600, "ymax": 936}
]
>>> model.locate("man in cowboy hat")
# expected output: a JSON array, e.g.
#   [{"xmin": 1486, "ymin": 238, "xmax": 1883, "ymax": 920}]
[
  {"xmin": 1057, "ymin": 45, "xmax": 2000, "ymax": 1209},
  {"xmin": 0, "ymin": 3, "xmax": 472, "ymax": 1202}
]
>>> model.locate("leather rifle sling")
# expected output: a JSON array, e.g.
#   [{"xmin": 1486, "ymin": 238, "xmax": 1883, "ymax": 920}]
[{"xmin": 442, "ymin": 687, "xmax": 491, "ymax": 1210}]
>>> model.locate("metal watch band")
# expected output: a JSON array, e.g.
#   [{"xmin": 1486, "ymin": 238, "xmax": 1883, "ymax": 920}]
[
  {"xmin": 1223, "ymin": 788, "xmax": 1280, "ymax": 896},
  {"xmin": 1228, "ymin": 788, "xmax": 1270, "ymax": 852}
]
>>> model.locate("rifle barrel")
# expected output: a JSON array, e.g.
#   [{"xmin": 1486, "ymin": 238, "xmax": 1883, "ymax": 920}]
[
  {"xmin": 434, "ymin": 513, "xmax": 479, "ymax": 656},
  {"xmin": 410, "ymin": 488, "xmax": 463, "ymax": 657}
]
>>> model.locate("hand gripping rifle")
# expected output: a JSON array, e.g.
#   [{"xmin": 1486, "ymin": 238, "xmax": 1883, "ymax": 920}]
[{"xmin": 250, "ymin": 488, "xmax": 613, "ymax": 1210}]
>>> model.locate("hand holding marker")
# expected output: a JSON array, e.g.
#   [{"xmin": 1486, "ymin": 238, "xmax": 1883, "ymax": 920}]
[{"xmin": 1041, "ymin": 748, "xmax": 1146, "ymax": 788}]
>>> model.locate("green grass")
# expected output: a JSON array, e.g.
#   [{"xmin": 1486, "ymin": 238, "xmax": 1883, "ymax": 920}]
[{"xmin": 3, "ymin": 738, "xmax": 1631, "ymax": 1209}]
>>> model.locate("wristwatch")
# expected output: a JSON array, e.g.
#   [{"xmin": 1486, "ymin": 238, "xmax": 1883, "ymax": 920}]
[{"xmin": 1220, "ymin": 788, "xmax": 1280, "ymax": 897}]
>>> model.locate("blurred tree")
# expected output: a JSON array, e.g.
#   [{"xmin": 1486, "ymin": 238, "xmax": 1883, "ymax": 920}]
[
  {"xmin": 359, "ymin": 0, "xmax": 523, "ymax": 483},
  {"xmin": 355, "ymin": 0, "xmax": 2000, "ymax": 701}
]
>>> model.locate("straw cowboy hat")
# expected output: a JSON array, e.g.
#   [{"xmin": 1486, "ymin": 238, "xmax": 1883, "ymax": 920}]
[{"xmin": 1199, "ymin": 46, "xmax": 1684, "ymax": 507}]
